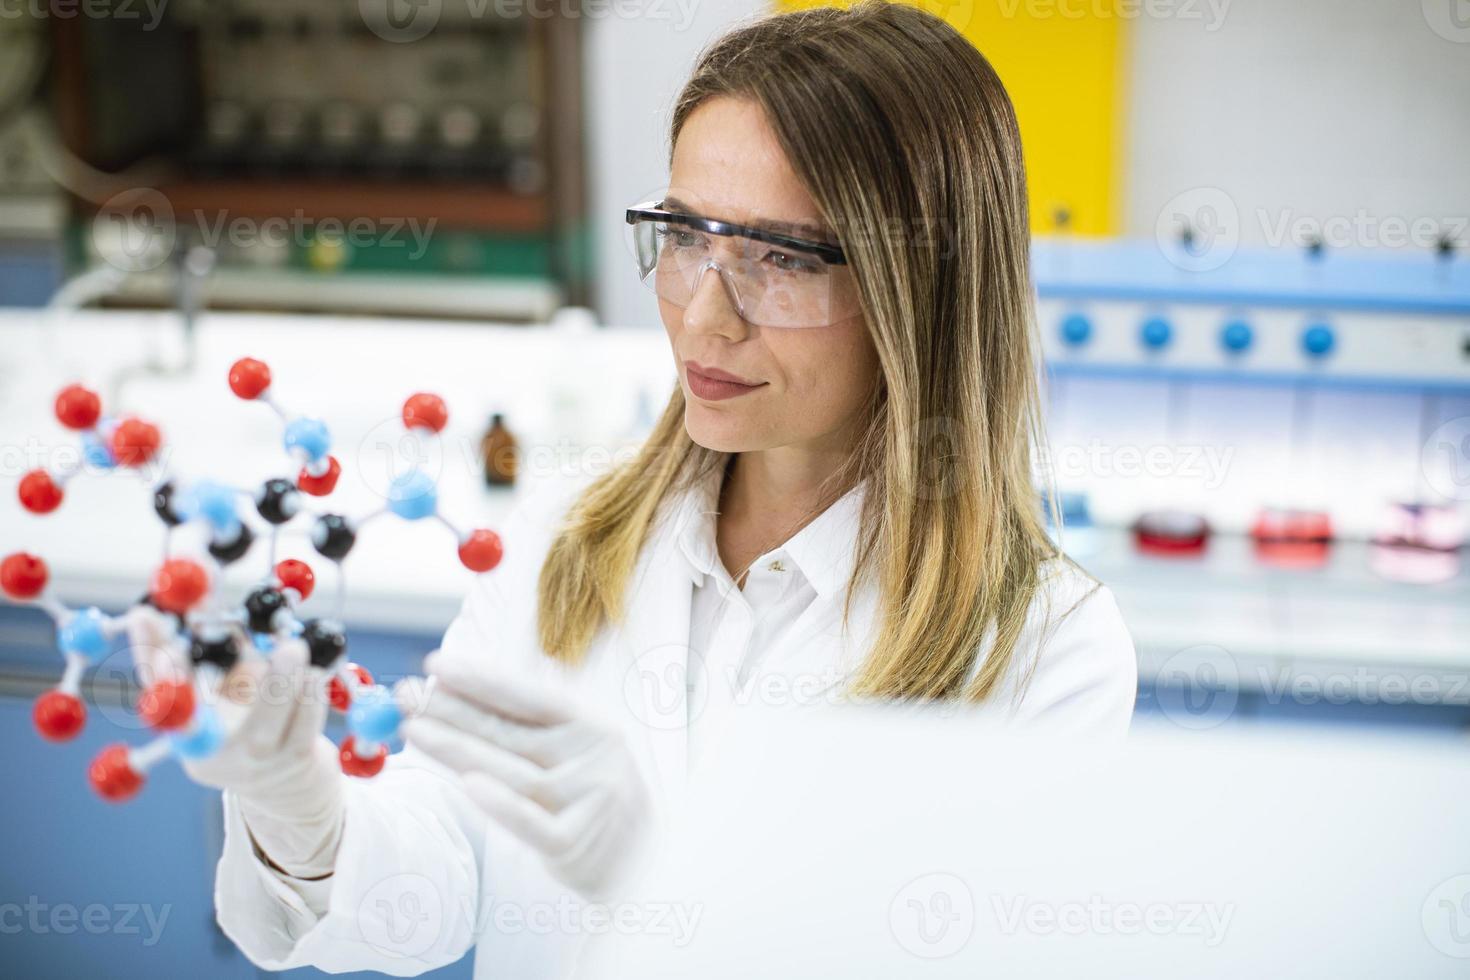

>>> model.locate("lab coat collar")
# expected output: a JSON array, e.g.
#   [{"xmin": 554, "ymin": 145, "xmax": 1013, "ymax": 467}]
[
  {"xmin": 669, "ymin": 463, "xmax": 867, "ymax": 600},
  {"xmin": 616, "ymin": 471, "xmax": 869, "ymax": 794},
  {"xmin": 783, "ymin": 481, "xmax": 866, "ymax": 599}
]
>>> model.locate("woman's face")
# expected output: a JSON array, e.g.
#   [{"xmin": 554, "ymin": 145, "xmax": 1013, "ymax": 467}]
[{"xmin": 660, "ymin": 96, "xmax": 879, "ymax": 456}]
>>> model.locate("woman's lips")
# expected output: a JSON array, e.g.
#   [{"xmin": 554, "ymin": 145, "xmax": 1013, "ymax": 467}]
[{"xmin": 684, "ymin": 360, "xmax": 766, "ymax": 401}]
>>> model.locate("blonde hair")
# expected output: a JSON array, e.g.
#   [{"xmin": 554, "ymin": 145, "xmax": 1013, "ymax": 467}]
[{"xmin": 538, "ymin": 0, "xmax": 1069, "ymax": 702}]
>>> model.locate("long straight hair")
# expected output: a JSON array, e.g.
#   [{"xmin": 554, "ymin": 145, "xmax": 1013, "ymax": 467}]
[{"xmin": 538, "ymin": 0, "xmax": 1066, "ymax": 702}]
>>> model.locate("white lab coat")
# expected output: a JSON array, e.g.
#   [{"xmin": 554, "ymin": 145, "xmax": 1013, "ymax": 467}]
[{"xmin": 211, "ymin": 479, "xmax": 1137, "ymax": 978}]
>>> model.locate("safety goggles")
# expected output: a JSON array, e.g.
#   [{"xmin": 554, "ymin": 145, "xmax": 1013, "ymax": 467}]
[{"xmin": 624, "ymin": 200, "xmax": 860, "ymax": 329}]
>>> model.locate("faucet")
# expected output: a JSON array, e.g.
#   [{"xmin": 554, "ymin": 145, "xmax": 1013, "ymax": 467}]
[{"xmin": 103, "ymin": 240, "xmax": 217, "ymax": 410}]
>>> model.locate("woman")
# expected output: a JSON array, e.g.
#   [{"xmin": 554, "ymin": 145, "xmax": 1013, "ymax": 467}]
[{"xmin": 157, "ymin": 2, "xmax": 1135, "ymax": 976}]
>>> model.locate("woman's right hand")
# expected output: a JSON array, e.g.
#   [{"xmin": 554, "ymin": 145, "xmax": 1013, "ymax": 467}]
[{"xmin": 126, "ymin": 605, "xmax": 346, "ymax": 879}]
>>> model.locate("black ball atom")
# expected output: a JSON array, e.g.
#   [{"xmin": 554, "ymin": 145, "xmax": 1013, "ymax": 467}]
[
  {"xmin": 312, "ymin": 514, "xmax": 356, "ymax": 561},
  {"xmin": 190, "ymin": 629, "xmax": 241, "ymax": 672},
  {"xmin": 244, "ymin": 586, "xmax": 288, "ymax": 634},
  {"xmin": 301, "ymin": 618, "xmax": 348, "ymax": 669},
  {"xmin": 255, "ymin": 478, "xmax": 301, "ymax": 525},
  {"xmin": 153, "ymin": 481, "xmax": 185, "ymax": 527},
  {"xmin": 208, "ymin": 523, "xmax": 255, "ymax": 565}
]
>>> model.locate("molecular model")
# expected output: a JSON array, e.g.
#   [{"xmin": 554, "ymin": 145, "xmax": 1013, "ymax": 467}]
[{"xmin": 1, "ymin": 358, "xmax": 504, "ymax": 802}]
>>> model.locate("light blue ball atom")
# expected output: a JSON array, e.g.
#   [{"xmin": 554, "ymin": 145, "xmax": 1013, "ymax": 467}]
[
  {"xmin": 81, "ymin": 431, "xmax": 116, "ymax": 469},
  {"xmin": 387, "ymin": 470, "xmax": 438, "ymax": 521},
  {"xmin": 181, "ymin": 480, "xmax": 240, "ymax": 535},
  {"xmin": 171, "ymin": 705, "xmax": 224, "ymax": 760},
  {"xmin": 284, "ymin": 417, "xmax": 332, "ymax": 463},
  {"xmin": 348, "ymin": 686, "xmax": 402, "ymax": 744},
  {"xmin": 59, "ymin": 607, "xmax": 109, "ymax": 662}
]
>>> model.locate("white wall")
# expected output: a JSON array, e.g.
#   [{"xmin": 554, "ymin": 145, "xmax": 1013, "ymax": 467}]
[
  {"xmin": 584, "ymin": 0, "xmax": 766, "ymax": 329},
  {"xmin": 1124, "ymin": 0, "xmax": 1470, "ymax": 255}
]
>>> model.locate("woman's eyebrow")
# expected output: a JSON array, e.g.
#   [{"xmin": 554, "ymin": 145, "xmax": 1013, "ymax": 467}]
[{"xmin": 663, "ymin": 195, "xmax": 833, "ymax": 242}]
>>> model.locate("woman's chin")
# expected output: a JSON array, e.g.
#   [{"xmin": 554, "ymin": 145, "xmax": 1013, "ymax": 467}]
[{"xmin": 683, "ymin": 405, "xmax": 764, "ymax": 453}]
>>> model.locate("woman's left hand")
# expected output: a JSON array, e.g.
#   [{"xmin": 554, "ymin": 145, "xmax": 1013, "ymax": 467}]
[{"xmin": 402, "ymin": 651, "xmax": 655, "ymax": 900}]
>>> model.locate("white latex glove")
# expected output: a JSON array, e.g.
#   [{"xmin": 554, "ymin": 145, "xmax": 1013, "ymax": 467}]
[
  {"xmin": 402, "ymin": 650, "xmax": 655, "ymax": 900},
  {"xmin": 126, "ymin": 605, "xmax": 345, "ymax": 879}
]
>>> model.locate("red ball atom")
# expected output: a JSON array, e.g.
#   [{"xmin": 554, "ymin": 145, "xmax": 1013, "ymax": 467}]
[
  {"xmin": 275, "ymin": 558, "xmax": 316, "ymax": 600},
  {"xmin": 54, "ymin": 384, "xmax": 102, "ymax": 430},
  {"xmin": 458, "ymin": 529, "xmax": 503, "ymax": 573},
  {"xmin": 328, "ymin": 663, "xmax": 374, "ymax": 712},
  {"xmin": 138, "ymin": 679, "xmax": 196, "ymax": 731},
  {"xmin": 111, "ymin": 418, "xmax": 162, "ymax": 468},
  {"xmin": 228, "ymin": 358, "xmax": 272, "ymax": 400},
  {"xmin": 297, "ymin": 455, "xmax": 341, "ymax": 496},
  {"xmin": 150, "ymin": 558, "xmax": 210, "ymax": 614},
  {"xmin": 18, "ymin": 469, "xmax": 63, "ymax": 514},
  {"xmin": 402, "ymin": 393, "xmax": 448, "ymax": 433},
  {"xmin": 339, "ymin": 736, "xmax": 387, "ymax": 778},
  {"xmin": 34, "ymin": 690, "xmax": 85, "ymax": 741},
  {"xmin": 89, "ymin": 744, "xmax": 144, "ymax": 802},
  {"xmin": 1, "ymin": 552, "xmax": 49, "ymax": 600}
]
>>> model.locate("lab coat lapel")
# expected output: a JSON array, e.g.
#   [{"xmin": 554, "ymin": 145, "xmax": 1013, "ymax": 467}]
[{"xmin": 609, "ymin": 512, "xmax": 693, "ymax": 793}]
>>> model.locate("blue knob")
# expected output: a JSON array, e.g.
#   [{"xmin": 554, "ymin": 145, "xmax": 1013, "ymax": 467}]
[
  {"xmin": 1220, "ymin": 320, "xmax": 1253, "ymax": 353},
  {"xmin": 1140, "ymin": 316, "xmax": 1172, "ymax": 350},
  {"xmin": 1059, "ymin": 313, "xmax": 1092, "ymax": 347},
  {"xmin": 1301, "ymin": 323, "xmax": 1335, "ymax": 358}
]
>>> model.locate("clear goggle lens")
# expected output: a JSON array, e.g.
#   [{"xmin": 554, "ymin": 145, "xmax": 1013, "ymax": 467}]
[{"xmin": 629, "ymin": 218, "xmax": 859, "ymax": 329}]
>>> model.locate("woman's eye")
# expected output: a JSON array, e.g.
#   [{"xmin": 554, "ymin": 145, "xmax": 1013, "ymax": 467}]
[
  {"xmin": 764, "ymin": 249, "xmax": 820, "ymax": 274},
  {"xmin": 655, "ymin": 225, "xmax": 705, "ymax": 249}
]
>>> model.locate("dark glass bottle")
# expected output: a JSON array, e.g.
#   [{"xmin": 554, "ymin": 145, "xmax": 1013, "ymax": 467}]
[{"xmin": 481, "ymin": 413, "xmax": 517, "ymax": 487}]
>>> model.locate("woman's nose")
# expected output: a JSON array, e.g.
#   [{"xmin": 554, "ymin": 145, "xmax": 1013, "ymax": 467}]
[{"xmin": 682, "ymin": 260, "xmax": 750, "ymax": 341}]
